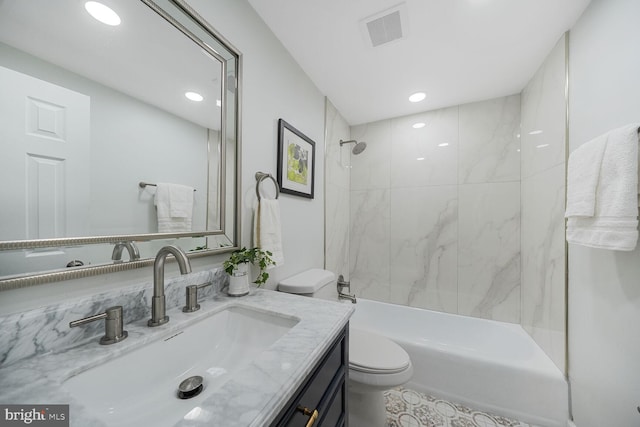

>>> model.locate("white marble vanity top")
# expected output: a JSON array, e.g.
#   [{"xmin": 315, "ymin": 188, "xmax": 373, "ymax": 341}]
[{"xmin": 0, "ymin": 289, "xmax": 353, "ymax": 427}]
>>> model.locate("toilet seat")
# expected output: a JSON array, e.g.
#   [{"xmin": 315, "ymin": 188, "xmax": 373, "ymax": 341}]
[{"xmin": 349, "ymin": 328, "xmax": 411, "ymax": 374}]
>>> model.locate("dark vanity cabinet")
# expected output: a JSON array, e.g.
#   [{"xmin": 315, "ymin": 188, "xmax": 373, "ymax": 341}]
[{"xmin": 271, "ymin": 325, "xmax": 349, "ymax": 427}]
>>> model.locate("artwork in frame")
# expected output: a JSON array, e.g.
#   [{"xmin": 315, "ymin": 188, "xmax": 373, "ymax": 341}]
[{"xmin": 277, "ymin": 118, "xmax": 315, "ymax": 199}]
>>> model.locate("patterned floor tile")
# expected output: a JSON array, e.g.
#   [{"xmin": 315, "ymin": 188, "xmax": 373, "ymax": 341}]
[{"xmin": 385, "ymin": 387, "xmax": 532, "ymax": 427}]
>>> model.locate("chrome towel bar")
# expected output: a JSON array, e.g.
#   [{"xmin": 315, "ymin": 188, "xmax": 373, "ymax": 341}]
[{"xmin": 139, "ymin": 181, "xmax": 196, "ymax": 191}]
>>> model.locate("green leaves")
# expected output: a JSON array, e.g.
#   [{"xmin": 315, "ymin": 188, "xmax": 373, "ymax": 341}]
[{"xmin": 222, "ymin": 247, "xmax": 276, "ymax": 286}]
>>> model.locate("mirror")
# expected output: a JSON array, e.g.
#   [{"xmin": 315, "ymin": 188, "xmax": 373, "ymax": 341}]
[{"xmin": 0, "ymin": 0, "xmax": 241, "ymax": 288}]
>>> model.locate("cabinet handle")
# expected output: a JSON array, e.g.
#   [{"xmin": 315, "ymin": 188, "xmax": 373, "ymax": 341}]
[{"xmin": 296, "ymin": 406, "xmax": 319, "ymax": 427}]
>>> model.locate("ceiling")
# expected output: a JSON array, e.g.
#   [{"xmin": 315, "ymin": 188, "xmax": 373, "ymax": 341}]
[{"xmin": 248, "ymin": 0, "xmax": 591, "ymax": 125}]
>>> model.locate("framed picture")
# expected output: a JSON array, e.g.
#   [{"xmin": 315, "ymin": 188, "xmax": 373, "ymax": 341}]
[{"xmin": 277, "ymin": 119, "xmax": 315, "ymax": 199}]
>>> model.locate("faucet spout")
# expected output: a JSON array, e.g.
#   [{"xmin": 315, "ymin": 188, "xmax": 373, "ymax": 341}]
[
  {"xmin": 148, "ymin": 245, "xmax": 192, "ymax": 327},
  {"xmin": 111, "ymin": 241, "xmax": 140, "ymax": 263}
]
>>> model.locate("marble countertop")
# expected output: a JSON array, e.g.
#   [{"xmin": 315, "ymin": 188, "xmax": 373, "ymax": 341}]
[{"xmin": 0, "ymin": 289, "xmax": 354, "ymax": 427}]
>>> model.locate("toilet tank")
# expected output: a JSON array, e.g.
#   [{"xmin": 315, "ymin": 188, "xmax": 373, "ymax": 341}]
[{"xmin": 277, "ymin": 269, "xmax": 337, "ymax": 301}]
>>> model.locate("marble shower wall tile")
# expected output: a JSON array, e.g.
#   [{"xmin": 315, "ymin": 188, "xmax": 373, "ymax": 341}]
[
  {"xmin": 346, "ymin": 94, "xmax": 523, "ymax": 322},
  {"xmin": 458, "ymin": 182, "xmax": 521, "ymax": 323},
  {"xmin": 521, "ymin": 164, "xmax": 566, "ymax": 372},
  {"xmin": 459, "ymin": 95, "xmax": 521, "ymax": 184},
  {"xmin": 324, "ymin": 99, "xmax": 351, "ymax": 189},
  {"xmin": 350, "ymin": 189, "xmax": 390, "ymax": 302},
  {"xmin": 519, "ymin": 34, "xmax": 567, "ymax": 372},
  {"xmin": 390, "ymin": 107, "xmax": 459, "ymax": 188},
  {"xmin": 350, "ymin": 120, "xmax": 391, "ymax": 190},
  {"xmin": 389, "ymin": 186, "xmax": 458, "ymax": 313},
  {"xmin": 521, "ymin": 34, "xmax": 567, "ymax": 179},
  {"xmin": 324, "ymin": 99, "xmax": 351, "ymax": 279}
]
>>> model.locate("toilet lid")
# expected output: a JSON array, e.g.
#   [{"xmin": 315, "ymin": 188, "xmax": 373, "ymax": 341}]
[{"xmin": 349, "ymin": 328, "xmax": 411, "ymax": 374}]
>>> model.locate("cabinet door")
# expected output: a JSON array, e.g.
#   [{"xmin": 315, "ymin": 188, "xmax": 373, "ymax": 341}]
[{"xmin": 272, "ymin": 326, "xmax": 348, "ymax": 427}]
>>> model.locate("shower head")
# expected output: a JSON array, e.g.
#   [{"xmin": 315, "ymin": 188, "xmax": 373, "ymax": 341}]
[{"xmin": 339, "ymin": 139, "xmax": 367, "ymax": 155}]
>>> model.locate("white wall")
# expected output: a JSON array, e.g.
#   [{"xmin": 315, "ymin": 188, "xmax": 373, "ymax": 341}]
[
  {"xmin": 188, "ymin": 0, "xmax": 326, "ymax": 289},
  {"xmin": 568, "ymin": 0, "xmax": 640, "ymax": 425}
]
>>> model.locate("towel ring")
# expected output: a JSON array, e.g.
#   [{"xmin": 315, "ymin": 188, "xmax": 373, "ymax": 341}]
[{"xmin": 255, "ymin": 172, "xmax": 280, "ymax": 201}]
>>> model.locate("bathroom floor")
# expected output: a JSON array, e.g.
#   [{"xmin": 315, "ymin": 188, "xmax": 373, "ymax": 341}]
[{"xmin": 385, "ymin": 387, "xmax": 533, "ymax": 427}]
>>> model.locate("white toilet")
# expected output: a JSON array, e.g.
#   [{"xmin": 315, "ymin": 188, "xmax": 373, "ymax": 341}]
[{"xmin": 278, "ymin": 269, "xmax": 413, "ymax": 427}]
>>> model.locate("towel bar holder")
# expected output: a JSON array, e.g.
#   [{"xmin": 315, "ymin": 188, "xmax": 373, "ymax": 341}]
[
  {"xmin": 255, "ymin": 172, "xmax": 280, "ymax": 201},
  {"xmin": 139, "ymin": 182, "xmax": 196, "ymax": 191}
]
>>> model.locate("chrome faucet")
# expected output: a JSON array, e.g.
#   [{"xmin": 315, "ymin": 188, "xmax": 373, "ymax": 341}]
[
  {"xmin": 148, "ymin": 245, "xmax": 192, "ymax": 327},
  {"xmin": 337, "ymin": 274, "xmax": 357, "ymax": 304},
  {"xmin": 111, "ymin": 241, "xmax": 140, "ymax": 263}
]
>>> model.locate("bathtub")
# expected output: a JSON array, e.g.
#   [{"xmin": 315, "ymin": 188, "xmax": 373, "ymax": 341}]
[{"xmin": 348, "ymin": 298, "xmax": 568, "ymax": 427}]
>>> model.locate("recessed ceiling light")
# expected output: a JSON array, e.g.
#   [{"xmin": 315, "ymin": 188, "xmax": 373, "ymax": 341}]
[
  {"xmin": 438, "ymin": 142, "xmax": 449, "ymax": 147},
  {"xmin": 85, "ymin": 1, "xmax": 121, "ymax": 26},
  {"xmin": 412, "ymin": 122, "xmax": 426, "ymax": 129},
  {"xmin": 528, "ymin": 130, "xmax": 543, "ymax": 135},
  {"xmin": 409, "ymin": 92, "xmax": 426, "ymax": 103},
  {"xmin": 185, "ymin": 92, "xmax": 204, "ymax": 102},
  {"xmin": 416, "ymin": 157, "xmax": 425, "ymax": 161}
]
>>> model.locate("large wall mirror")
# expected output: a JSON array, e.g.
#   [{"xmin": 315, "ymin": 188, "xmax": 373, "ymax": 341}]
[{"xmin": 0, "ymin": 0, "xmax": 241, "ymax": 289}]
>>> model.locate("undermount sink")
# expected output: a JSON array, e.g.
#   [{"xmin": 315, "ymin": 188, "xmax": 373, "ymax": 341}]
[{"xmin": 62, "ymin": 305, "xmax": 299, "ymax": 427}]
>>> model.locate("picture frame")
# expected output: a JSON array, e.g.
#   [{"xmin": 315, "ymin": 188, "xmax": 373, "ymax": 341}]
[{"xmin": 277, "ymin": 118, "xmax": 316, "ymax": 199}]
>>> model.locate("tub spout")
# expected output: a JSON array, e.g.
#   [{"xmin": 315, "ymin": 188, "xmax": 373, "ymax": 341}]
[{"xmin": 337, "ymin": 274, "xmax": 357, "ymax": 304}]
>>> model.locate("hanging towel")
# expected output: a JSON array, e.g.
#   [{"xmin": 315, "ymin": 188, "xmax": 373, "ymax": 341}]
[
  {"xmin": 253, "ymin": 199, "xmax": 284, "ymax": 267},
  {"xmin": 565, "ymin": 124, "xmax": 640, "ymax": 251},
  {"xmin": 155, "ymin": 183, "xmax": 194, "ymax": 233}
]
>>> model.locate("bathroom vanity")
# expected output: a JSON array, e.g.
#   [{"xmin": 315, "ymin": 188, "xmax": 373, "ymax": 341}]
[
  {"xmin": 0, "ymin": 279, "xmax": 353, "ymax": 427},
  {"xmin": 271, "ymin": 326, "xmax": 348, "ymax": 427}
]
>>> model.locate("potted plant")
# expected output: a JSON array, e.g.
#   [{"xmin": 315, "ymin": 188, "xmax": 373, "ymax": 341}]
[{"xmin": 223, "ymin": 247, "xmax": 275, "ymax": 296}]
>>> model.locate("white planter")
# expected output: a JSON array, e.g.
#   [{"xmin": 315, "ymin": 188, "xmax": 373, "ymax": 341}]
[{"xmin": 227, "ymin": 263, "xmax": 249, "ymax": 296}]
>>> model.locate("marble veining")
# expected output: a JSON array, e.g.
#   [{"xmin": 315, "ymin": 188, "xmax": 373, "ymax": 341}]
[
  {"xmin": 521, "ymin": 165, "xmax": 566, "ymax": 371},
  {"xmin": 519, "ymin": 33, "xmax": 567, "ymax": 372},
  {"xmin": 0, "ymin": 269, "xmax": 226, "ymax": 367},
  {"xmin": 458, "ymin": 182, "xmax": 521, "ymax": 323},
  {"xmin": 458, "ymin": 95, "xmax": 521, "ymax": 184},
  {"xmin": 347, "ymin": 94, "xmax": 523, "ymax": 323},
  {"xmin": 0, "ymin": 282, "xmax": 353, "ymax": 427},
  {"xmin": 325, "ymin": 99, "xmax": 351, "ymax": 280},
  {"xmin": 350, "ymin": 188, "xmax": 390, "ymax": 301},
  {"xmin": 389, "ymin": 186, "xmax": 458, "ymax": 313}
]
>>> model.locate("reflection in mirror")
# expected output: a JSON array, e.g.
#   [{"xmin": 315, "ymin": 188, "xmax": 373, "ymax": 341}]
[{"xmin": 0, "ymin": 0, "xmax": 241, "ymax": 286}]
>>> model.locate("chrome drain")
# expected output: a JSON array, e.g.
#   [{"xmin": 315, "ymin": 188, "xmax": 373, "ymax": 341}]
[{"xmin": 177, "ymin": 375, "xmax": 204, "ymax": 399}]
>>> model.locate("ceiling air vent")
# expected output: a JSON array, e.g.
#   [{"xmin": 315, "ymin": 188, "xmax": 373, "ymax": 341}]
[{"xmin": 361, "ymin": 3, "xmax": 409, "ymax": 48}]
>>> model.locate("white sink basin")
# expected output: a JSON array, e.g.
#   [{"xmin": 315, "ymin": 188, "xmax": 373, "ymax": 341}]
[{"xmin": 62, "ymin": 305, "xmax": 299, "ymax": 427}]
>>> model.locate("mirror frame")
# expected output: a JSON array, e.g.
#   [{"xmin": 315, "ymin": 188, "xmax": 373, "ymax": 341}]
[{"xmin": 0, "ymin": 0, "xmax": 242, "ymax": 291}]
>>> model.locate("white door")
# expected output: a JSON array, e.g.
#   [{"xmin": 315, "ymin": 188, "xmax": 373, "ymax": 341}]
[{"xmin": 0, "ymin": 66, "xmax": 90, "ymax": 276}]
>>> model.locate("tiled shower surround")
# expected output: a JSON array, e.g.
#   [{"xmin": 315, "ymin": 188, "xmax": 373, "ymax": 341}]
[
  {"xmin": 349, "ymin": 95, "xmax": 522, "ymax": 323},
  {"xmin": 325, "ymin": 35, "xmax": 567, "ymax": 372}
]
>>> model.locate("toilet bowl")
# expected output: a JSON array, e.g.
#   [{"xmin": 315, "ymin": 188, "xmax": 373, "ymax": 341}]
[{"xmin": 278, "ymin": 269, "xmax": 413, "ymax": 427}]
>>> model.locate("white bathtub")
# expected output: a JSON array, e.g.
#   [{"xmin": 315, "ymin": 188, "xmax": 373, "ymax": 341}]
[{"xmin": 348, "ymin": 298, "xmax": 568, "ymax": 427}]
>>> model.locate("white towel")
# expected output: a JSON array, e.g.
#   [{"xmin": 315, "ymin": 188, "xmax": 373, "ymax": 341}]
[
  {"xmin": 155, "ymin": 183, "xmax": 194, "ymax": 233},
  {"xmin": 565, "ymin": 124, "xmax": 640, "ymax": 251},
  {"xmin": 253, "ymin": 199, "xmax": 284, "ymax": 267}
]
